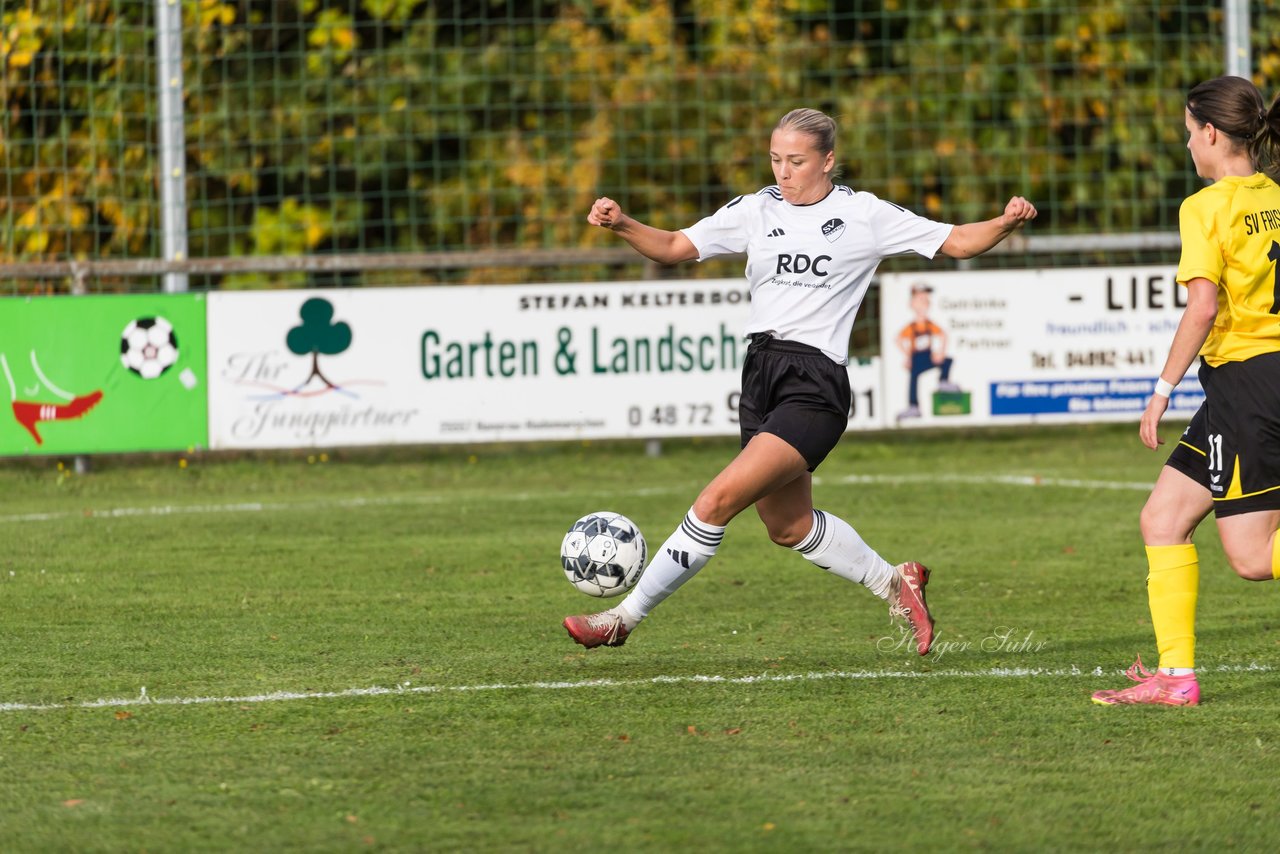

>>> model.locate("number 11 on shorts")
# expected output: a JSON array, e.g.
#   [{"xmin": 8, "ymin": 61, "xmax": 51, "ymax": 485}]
[{"xmin": 1207, "ymin": 433, "xmax": 1224, "ymax": 493}]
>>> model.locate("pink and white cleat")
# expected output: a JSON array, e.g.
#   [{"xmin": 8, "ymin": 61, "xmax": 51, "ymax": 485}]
[
  {"xmin": 563, "ymin": 610, "xmax": 631, "ymax": 649},
  {"xmin": 1091, "ymin": 655, "xmax": 1200, "ymax": 706},
  {"xmin": 890, "ymin": 561, "xmax": 934, "ymax": 656}
]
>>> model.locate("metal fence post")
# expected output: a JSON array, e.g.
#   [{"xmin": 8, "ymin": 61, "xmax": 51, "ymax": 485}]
[
  {"xmin": 1224, "ymin": 0, "xmax": 1251, "ymax": 77},
  {"xmin": 156, "ymin": 0, "xmax": 189, "ymax": 294}
]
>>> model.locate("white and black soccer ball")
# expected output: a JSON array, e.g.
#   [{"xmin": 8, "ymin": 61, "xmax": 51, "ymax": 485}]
[
  {"xmin": 560, "ymin": 511, "xmax": 647, "ymax": 598},
  {"xmin": 120, "ymin": 316, "xmax": 179, "ymax": 379}
]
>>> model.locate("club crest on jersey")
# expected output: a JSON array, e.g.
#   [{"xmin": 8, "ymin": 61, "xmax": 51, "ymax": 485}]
[{"xmin": 821, "ymin": 218, "xmax": 846, "ymax": 243}]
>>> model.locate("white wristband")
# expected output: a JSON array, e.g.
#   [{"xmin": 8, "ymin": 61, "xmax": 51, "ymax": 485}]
[{"xmin": 1153, "ymin": 378, "xmax": 1177, "ymax": 398}]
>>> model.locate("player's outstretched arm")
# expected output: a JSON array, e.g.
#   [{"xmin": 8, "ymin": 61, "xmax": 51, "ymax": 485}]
[
  {"xmin": 588, "ymin": 196, "xmax": 699, "ymax": 266},
  {"xmin": 938, "ymin": 196, "xmax": 1038, "ymax": 259}
]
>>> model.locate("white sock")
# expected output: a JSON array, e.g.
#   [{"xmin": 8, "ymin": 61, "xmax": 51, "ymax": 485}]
[
  {"xmin": 1161, "ymin": 667, "xmax": 1195, "ymax": 677},
  {"xmin": 793, "ymin": 509, "xmax": 896, "ymax": 600},
  {"xmin": 617, "ymin": 508, "xmax": 725, "ymax": 623}
]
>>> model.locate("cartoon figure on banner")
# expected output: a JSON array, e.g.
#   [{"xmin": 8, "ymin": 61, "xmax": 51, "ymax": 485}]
[{"xmin": 895, "ymin": 283, "xmax": 968, "ymax": 421}]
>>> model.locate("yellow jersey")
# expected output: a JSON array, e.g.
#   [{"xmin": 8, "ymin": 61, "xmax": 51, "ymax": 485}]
[{"xmin": 1177, "ymin": 172, "xmax": 1280, "ymax": 366}]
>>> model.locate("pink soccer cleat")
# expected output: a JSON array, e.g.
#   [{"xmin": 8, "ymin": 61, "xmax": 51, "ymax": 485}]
[
  {"xmin": 890, "ymin": 561, "xmax": 934, "ymax": 656},
  {"xmin": 563, "ymin": 610, "xmax": 631, "ymax": 649},
  {"xmin": 1091, "ymin": 655, "xmax": 1200, "ymax": 706}
]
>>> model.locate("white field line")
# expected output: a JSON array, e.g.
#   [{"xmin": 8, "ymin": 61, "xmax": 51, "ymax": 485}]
[
  {"xmin": 0, "ymin": 473, "xmax": 1148, "ymax": 525},
  {"xmin": 1, "ymin": 495, "xmax": 452, "ymax": 524},
  {"xmin": 0, "ymin": 485, "xmax": 691, "ymax": 525},
  {"xmin": 834, "ymin": 473, "xmax": 1154, "ymax": 491},
  {"xmin": 0, "ymin": 486, "xmax": 680, "ymax": 527},
  {"xmin": 0, "ymin": 663, "xmax": 1272, "ymax": 714}
]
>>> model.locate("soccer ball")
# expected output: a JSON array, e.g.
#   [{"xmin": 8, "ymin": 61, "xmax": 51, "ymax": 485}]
[
  {"xmin": 560, "ymin": 511, "xmax": 647, "ymax": 598},
  {"xmin": 121, "ymin": 316, "xmax": 179, "ymax": 379}
]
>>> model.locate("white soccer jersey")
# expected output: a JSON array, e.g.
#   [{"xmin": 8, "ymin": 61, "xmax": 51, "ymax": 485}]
[{"xmin": 681, "ymin": 185, "xmax": 953, "ymax": 364}]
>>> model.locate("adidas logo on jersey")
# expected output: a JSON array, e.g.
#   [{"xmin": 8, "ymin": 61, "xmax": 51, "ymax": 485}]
[
  {"xmin": 821, "ymin": 218, "xmax": 846, "ymax": 243},
  {"xmin": 766, "ymin": 228, "xmax": 785, "ymax": 237}
]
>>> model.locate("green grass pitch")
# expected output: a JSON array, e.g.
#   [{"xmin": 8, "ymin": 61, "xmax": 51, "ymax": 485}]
[{"xmin": 2, "ymin": 423, "xmax": 1277, "ymax": 851}]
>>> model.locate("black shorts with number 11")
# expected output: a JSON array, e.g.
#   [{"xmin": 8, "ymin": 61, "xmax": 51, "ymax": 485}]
[{"xmin": 1188, "ymin": 352, "xmax": 1280, "ymax": 517}]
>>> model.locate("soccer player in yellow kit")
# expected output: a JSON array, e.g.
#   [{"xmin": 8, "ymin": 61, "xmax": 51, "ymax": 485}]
[{"xmin": 1094, "ymin": 75, "xmax": 1280, "ymax": 706}]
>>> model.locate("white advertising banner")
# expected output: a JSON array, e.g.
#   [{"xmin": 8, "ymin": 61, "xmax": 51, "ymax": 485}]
[
  {"xmin": 879, "ymin": 265, "xmax": 1203, "ymax": 427},
  {"xmin": 207, "ymin": 281, "xmax": 886, "ymax": 449}
]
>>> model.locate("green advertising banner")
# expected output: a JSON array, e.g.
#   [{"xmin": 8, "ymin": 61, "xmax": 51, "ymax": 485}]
[{"xmin": 0, "ymin": 294, "xmax": 207, "ymax": 456}]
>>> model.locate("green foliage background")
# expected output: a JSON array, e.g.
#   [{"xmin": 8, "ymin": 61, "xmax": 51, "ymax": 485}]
[{"xmin": 2, "ymin": 1, "xmax": 1278, "ymax": 286}]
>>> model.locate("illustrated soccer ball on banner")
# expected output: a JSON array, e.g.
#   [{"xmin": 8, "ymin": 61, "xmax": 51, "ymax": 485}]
[
  {"xmin": 560, "ymin": 512, "xmax": 647, "ymax": 597},
  {"xmin": 120, "ymin": 316, "xmax": 179, "ymax": 379}
]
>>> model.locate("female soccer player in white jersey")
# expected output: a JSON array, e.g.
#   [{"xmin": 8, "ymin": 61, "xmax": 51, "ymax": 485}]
[
  {"xmin": 563, "ymin": 108, "xmax": 1037, "ymax": 654},
  {"xmin": 1093, "ymin": 76, "xmax": 1280, "ymax": 706}
]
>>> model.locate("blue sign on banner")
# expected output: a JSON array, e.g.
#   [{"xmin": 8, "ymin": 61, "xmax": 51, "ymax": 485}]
[{"xmin": 989, "ymin": 376, "xmax": 1205, "ymax": 416}]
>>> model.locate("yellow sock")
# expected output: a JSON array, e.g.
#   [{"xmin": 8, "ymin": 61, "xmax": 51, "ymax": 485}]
[
  {"xmin": 1271, "ymin": 533, "xmax": 1280, "ymax": 580},
  {"xmin": 1145, "ymin": 544, "xmax": 1198, "ymax": 671}
]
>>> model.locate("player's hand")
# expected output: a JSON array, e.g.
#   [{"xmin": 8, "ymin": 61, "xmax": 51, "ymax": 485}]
[
  {"xmin": 1139, "ymin": 393, "xmax": 1169, "ymax": 450},
  {"xmin": 1000, "ymin": 196, "xmax": 1037, "ymax": 229},
  {"xmin": 588, "ymin": 197, "xmax": 625, "ymax": 229}
]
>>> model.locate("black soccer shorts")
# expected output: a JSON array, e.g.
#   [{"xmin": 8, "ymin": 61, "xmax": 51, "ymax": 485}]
[
  {"xmin": 738, "ymin": 334, "xmax": 850, "ymax": 471},
  {"xmin": 1199, "ymin": 352, "xmax": 1280, "ymax": 517}
]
